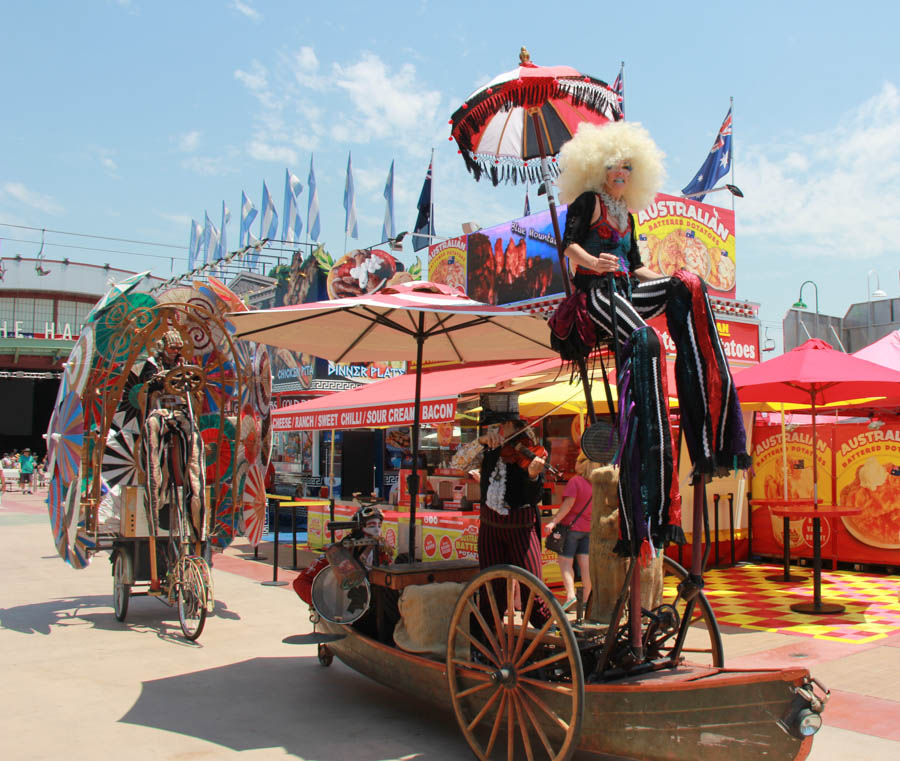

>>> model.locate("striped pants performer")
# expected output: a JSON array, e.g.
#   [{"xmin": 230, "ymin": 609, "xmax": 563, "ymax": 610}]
[
  {"xmin": 478, "ymin": 511, "xmax": 552, "ymax": 628},
  {"xmin": 578, "ymin": 269, "xmax": 750, "ymax": 555}
]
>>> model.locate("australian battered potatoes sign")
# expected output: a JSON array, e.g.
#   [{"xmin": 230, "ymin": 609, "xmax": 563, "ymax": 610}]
[{"xmin": 635, "ymin": 193, "xmax": 736, "ymax": 297}]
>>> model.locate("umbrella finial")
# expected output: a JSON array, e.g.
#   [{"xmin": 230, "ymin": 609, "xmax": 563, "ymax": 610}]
[{"xmin": 519, "ymin": 47, "xmax": 531, "ymax": 65}]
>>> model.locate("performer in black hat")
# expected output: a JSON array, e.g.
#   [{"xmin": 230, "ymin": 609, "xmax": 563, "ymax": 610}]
[{"xmin": 452, "ymin": 393, "xmax": 551, "ymax": 627}]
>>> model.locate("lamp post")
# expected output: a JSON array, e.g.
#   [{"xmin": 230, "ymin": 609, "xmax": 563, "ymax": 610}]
[
  {"xmin": 792, "ymin": 280, "xmax": 819, "ymax": 340},
  {"xmin": 866, "ymin": 270, "xmax": 888, "ymax": 346},
  {"xmin": 682, "ymin": 183, "xmax": 745, "ymax": 200}
]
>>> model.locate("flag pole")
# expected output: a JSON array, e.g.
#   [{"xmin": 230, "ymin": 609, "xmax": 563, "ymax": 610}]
[
  {"xmin": 730, "ymin": 96, "xmax": 735, "ymax": 216},
  {"xmin": 428, "ymin": 148, "xmax": 435, "ymax": 242}
]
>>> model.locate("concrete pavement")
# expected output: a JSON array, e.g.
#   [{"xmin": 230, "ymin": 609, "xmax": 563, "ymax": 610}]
[{"xmin": 2, "ymin": 488, "xmax": 898, "ymax": 760}]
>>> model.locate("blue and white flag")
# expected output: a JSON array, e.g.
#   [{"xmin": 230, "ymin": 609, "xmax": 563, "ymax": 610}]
[
  {"xmin": 343, "ymin": 152, "xmax": 358, "ymax": 239},
  {"xmin": 240, "ymin": 191, "xmax": 258, "ymax": 248},
  {"xmin": 412, "ymin": 154, "xmax": 434, "ymax": 252},
  {"xmin": 307, "ymin": 154, "xmax": 321, "ymax": 242},
  {"xmin": 260, "ymin": 181, "xmax": 278, "ymax": 242},
  {"xmin": 681, "ymin": 106, "xmax": 733, "ymax": 202},
  {"xmin": 200, "ymin": 213, "xmax": 212, "ymax": 266},
  {"xmin": 217, "ymin": 200, "xmax": 230, "ymax": 261},
  {"xmin": 612, "ymin": 62, "xmax": 625, "ymax": 118},
  {"xmin": 382, "ymin": 159, "xmax": 395, "ymax": 243},
  {"xmin": 282, "ymin": 168, "xmax": 303, "ymax": 243},
  {"xmin": 204, "ymin": 211, "xmax": 220, "ymax": 266},
  {"xmin": 188, "ymin": 219, "xmax": 202, "ymax": 270}
]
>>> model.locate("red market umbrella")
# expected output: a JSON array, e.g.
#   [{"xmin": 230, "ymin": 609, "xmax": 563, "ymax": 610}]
[
  {"xmin": 735, "ymin": 338, "xmax": 900, "ymax": 612},
  {"xmin": 229, "ymin": 280, "xmax": 556, "ymax": 558}
]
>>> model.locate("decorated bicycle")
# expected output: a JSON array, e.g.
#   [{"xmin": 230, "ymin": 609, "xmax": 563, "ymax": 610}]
[{"xmin": 44, "ymin": 273, "xmax": 272, "ymax": 641}]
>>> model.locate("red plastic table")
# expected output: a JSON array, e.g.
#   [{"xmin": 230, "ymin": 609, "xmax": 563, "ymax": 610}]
[
  {"xmin": 749, "ymin": 498, "xmax": 815, "ymax": 583},
  {"xmin": 769, "ymin": 504, "xmax": 863, "ymax": 615}
]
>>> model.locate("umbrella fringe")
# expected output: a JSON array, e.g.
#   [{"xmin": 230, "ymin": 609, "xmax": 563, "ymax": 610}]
[{"xmin": 461, "ymin": 151, "xmax": 560, "ymax": 187}]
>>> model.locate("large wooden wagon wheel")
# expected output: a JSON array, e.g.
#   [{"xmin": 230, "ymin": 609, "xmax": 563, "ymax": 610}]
[
  {"xmin": 644, "ymin": 556, "xmax": 724, "ymax": 668},
  {"xmin": 447, "ymin": 565, "xmax": 584, "ymax": 761}
]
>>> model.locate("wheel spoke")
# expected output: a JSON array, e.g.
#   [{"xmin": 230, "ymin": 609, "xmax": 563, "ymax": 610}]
[
  {"xmin": 484, "ymin": 581, "xmax": 507, "ymax": 660},
  {"xmin": 465, "ymin": 598, "xmax": 505, "ymax": 665},
  {"xmin": 513, "ymin": 587, "xmax": 536, "ymax": 662},
  {"xmin": 464, "ymin": 682, "xmax": 503, "ymax": 733},
  {"xmin": 515, "ymin": 688, "xmax": 555, "ymax": 759},
  {"xmin": 511, "ymin": 692, "xmax": 535, "ymax": 761},
  {"xmin": 450, "ymin": 656, "xmax": 495, "ymax": 675},
  {"xmin": 515, "ymin": 615, "xmax": 557, "ymax": 669},
  {"xmin": 519, "ymin": 683, "xmax": 571, "ymax": 732},
  {"xmin": 506, "ymin": 576, "xmax": 515, "ymax": 659},
  {"xmin": 518, "ymin": 649, "xmax": 571, "ymax": 676},
  {"xmin": 485, "ymin": 691, "xmax": 508, "ymax": 758},
  {"xmin": 507, "ymin": 690, "xmax": 515, "ymax": 761},
  {"xmin": 456, "ymin": 680, "xmax": 496, "ymax": 701},
  {"xmin": 519, "ymin": 676, "xmax": 576, "ymax": 698},
  {"xmin": 453, "ymin": 623, "xmax": 502, "ymax": 667}
]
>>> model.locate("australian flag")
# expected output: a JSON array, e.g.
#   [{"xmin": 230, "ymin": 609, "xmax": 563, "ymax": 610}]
[
  {"xmin": 681, "ymin": 107, "xmax": 732, "ymax": 202},
  {"xmin": 412, "ymin": 158, "xmax": 434, "ymax": 252},
  {"xmin": 612, "ymin": 62, "xmax": 624, "ymax": 118}
]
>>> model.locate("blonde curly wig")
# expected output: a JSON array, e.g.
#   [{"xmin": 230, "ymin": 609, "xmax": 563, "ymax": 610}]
[{"xmin": 557, "ymin": 121, "xmax": 665, "ymax": 211}]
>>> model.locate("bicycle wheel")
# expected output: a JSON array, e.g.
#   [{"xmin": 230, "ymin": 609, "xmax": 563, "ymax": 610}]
[
  {"xmin": 644, "ymin": 556, "xmax": 724, "ymax": 668},
  {"xmin": 177, "ymin": 556, "xmax": 208, "ymax": 641},
  {"xmin": 113, "ymin": 548, "xmax": 132, "ymax": 622}
]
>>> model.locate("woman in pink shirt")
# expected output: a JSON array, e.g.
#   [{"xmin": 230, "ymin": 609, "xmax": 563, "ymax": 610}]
[{"xmin": 546, "ymin": 453, "xmax": 595, "ymax": 611}]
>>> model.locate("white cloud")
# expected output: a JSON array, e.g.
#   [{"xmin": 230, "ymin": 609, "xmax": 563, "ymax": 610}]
[
  {"xmin": 2, "ymin": 182, "xmax": 64, "ymax": 215},
  {"xmin": 159, "ymin": 211, "xmax": 193, "ymax": 227},
  {"xmin": 233, "ymin": 47, "xmax": 443, "ymax": 165},
  {"xmin": 229, "ymin": 0, "xmax": 261, "ymax": 22},
  {"xmin": 179, "ymin": 130, "xmax": 202, "ymax": 152},
  {"xmin": 247, "ymin": 140, "xmax": 298, "ymax": 165},
  {"xmin": 181, "ymin": 156, "xmax": 236, "ymax": 176},
  {"xmin": 738, "ymin": 82, "xmax": 900, "ymax": 259},
  {"xmin": 332, "ymin": 54, "xmax": 441, "ymax": 141}
]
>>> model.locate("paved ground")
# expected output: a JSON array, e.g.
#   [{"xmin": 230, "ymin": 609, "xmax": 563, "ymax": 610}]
[{"xmin": 2, "ymin": 488, "xmax": 899, "ymax": 760}]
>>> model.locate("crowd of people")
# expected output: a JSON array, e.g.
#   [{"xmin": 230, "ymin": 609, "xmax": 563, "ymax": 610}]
[{"xmin": 1, "ymin": 449, "xmax": 47, "ymax": 494}]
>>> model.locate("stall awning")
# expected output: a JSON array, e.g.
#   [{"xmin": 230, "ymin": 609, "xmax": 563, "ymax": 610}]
[{"xmin": 272, "ymin": 358, "xmax": 560, "ymax": 431}]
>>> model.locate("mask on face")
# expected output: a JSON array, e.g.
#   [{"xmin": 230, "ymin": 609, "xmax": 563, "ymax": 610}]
[{"xmin": 362, "ymin": 519, "xmax": 382, "ymax": 537}]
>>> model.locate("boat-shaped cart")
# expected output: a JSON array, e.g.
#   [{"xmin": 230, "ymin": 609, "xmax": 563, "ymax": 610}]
[{"xmin": 312, "ymin": 552, "xmax": 827, "ymax": 761}]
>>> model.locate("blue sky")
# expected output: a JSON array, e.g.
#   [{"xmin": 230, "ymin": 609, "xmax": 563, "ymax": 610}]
[{"xmin": 1, "ymin": 1, "xmax": 898, "ymax": 352}]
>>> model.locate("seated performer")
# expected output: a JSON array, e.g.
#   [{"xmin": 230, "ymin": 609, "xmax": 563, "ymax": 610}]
[
  {"xmin": 451, "ymin": 393, "xmax": 552, "ymax": 628},
  {"xmin": 550, "ymin": 121, "xmax": 750, "ymax": 557}
]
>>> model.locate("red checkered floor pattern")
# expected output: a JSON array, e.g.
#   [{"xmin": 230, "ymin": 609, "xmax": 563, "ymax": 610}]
[{"xmin": 698, "ymin": 563, "xmax": 900, "ymax": 644}]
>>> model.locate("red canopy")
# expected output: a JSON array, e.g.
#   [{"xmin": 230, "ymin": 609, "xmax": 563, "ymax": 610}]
[
  {"xmin": 852, "ymin": 330, "xmax": 900, "ymax": 370},
  {"xmin": 734, "ymin": 338, "xmax": 900, "ymax": 405},
  {"xmin": 272, "ymin": 358, "xmax": 560, "ymax": 431}
]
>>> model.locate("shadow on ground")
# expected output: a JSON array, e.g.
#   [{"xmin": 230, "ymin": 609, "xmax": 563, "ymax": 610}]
[
  {"xmin": 0, "ymin": 593, "xmax": 240, "ymax": 637},
  {"xmin": 120, "ymin": 655, "xmax": 466, "ymax": 760}
]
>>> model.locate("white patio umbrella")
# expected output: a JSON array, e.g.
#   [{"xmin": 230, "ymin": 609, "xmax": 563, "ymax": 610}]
[{"xmin": 229, "ymin": 280, "xmax": 557, "ymax": 558}]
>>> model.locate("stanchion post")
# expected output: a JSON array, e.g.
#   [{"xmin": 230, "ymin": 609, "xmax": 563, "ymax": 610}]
[
  {"xmin": 329, "ymin": 499, "xmax": 336, "ymax": 544},
  {"xmin": 728, "ymin": 491, "xmax": 736, "ymax": 565},
  {"xmin": 713, "ymin": 493, "xmax": 721, "ymax": 567},
  {"xmin": 262, "ymin": 501, "xmax": 287, "ymax": 586},
  {"xmin": 291, "ymin": 504, "xmax": 298, "ymax": 570}
]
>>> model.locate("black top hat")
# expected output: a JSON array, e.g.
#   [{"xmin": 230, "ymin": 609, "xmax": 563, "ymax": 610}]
[{"xmin": 479, "ymin": 392, "xmax": 520, "ymax": 425}]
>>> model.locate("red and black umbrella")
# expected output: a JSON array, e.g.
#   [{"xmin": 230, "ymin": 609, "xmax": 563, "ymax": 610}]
[{"xmin": 450, "ymin": 48, "xmax": 621, "ymax": 187}]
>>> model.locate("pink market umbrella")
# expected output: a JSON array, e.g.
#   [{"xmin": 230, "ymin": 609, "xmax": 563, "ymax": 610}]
[
  {"xmin": 229, "ymin": 280, "xmax": 556, "ymax": 558},
  {"xmin": 735, "ymin": 338, "xmax": 900, "ymax": 613}
]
